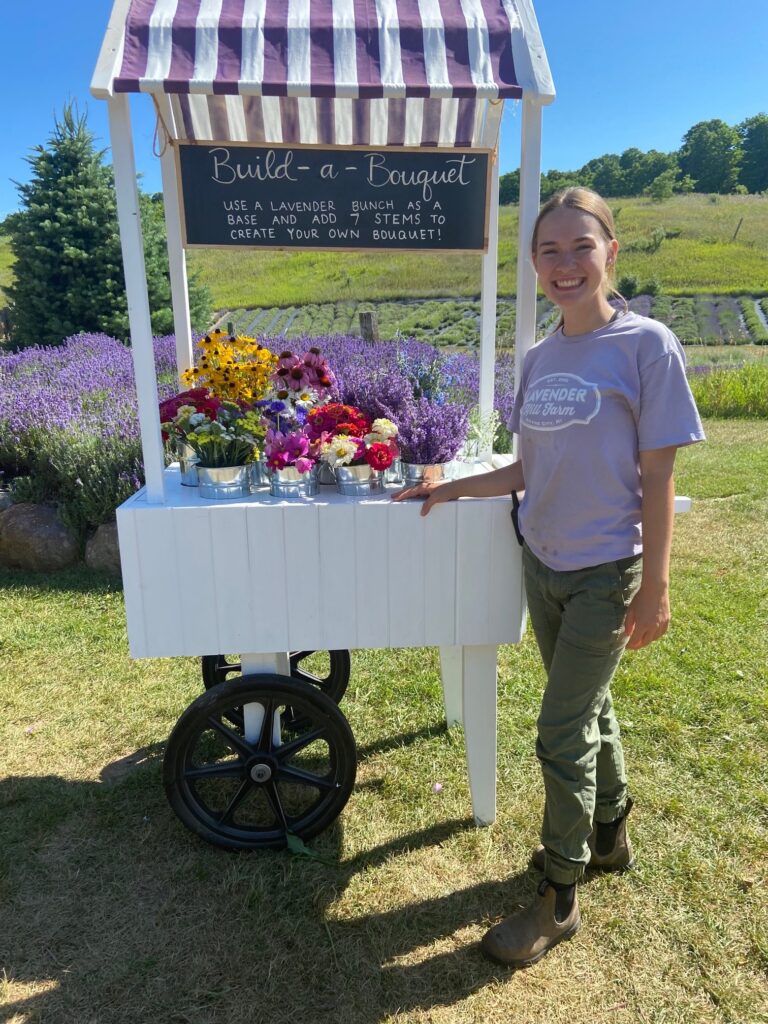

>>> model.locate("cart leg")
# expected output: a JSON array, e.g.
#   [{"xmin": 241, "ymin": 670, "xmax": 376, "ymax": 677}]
[
  {"xmin": 240, "ymin": 653, "xmax": 291, "ymax": 744},
  {"xmin": 461, "ymin": 645, "xmax": 498, "ymax": 827},
  {"xmin": 439, "ymin": 646, "xmax": 464, "ymax": 726}
]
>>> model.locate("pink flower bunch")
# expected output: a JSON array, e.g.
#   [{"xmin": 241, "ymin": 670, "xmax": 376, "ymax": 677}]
[
  {"xmin": 263, "ymin": 427, "xmax": 315, "ymax": 474},
  {"xmin": 272, "ymin": 348, "xmax": 335, "ymax": 396}
]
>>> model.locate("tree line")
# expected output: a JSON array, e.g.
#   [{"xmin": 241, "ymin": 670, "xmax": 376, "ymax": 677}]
[{"xmin": 500, "ymin": 115, "xmax": 768, "ymax": 204}]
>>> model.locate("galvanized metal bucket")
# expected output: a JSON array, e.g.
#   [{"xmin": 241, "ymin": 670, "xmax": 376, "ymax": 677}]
[
  {"xmin": 402, "ymin": 462, "xmax": 449, "ymax": 486},
  {"xmin": 248, "ymin": 459, "xmax": 270, "ymax": 490},
  {"xmin": 384, "ymin": 457, "xmax": 403, "ymax": 485},
  {"xmin": 269, "ymin": 464, "xmax": 319, "ymax": 498},
  {"xmin": 178, "ymin": 442, "xmax": 200, "ymax": 486},
  {"xmin": 317, "ymin": 461, "xmax": 337, "ymax": 486},
  {"xmin": 335, "ymin": 463, "xmax": 385, "ymax": 496},
  {"xmin": 197, "ymin": 464, "xmax": 250, "ymax": 500}
]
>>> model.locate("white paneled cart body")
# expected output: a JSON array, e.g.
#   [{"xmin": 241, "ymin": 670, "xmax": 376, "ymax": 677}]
[
  {"xmin": 93, "ymin": 0, "xmax": 556, "ymax": 848},
  {"xmin": 119, "ymin": 469, "xmax": 525, "ymax": 829}
]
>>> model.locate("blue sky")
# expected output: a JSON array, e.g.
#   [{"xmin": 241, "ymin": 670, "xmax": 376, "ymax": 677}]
[{"xmin": 1, "ymin": 0, "xmax": 766, "ymax": 219}]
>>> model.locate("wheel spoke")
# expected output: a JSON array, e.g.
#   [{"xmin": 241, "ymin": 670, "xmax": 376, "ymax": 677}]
[
  {"xmin": 264, "ymin": 780, "xmax": 289, "ymax": 831},
  {"xmin": 206, "ymin": 715, "xmax": 254, "ymax": 758},
  {"xmin": 278, "ymin": 765, "xmax": 337, "ymax": 791},
  {"xmin": 275, "ymin": 726, "xmax": 326, "ymax": 760},
  {"xmin": 184, "ymin": 762, "xmax": 245, "ymax": 781},
  {"xmin": 224, "ymin": 708, "xmax": 244, "ymax": 732},
  {"xmin": 289, "ymin": 651, "xmax": 313, "ymax": 667},
  {"xmin": 219, "ymin": 779, "xmax": 253, "ymax": 825},
  {"xmin": 254, "ymin": 697, "xmax": 278, "ymax": 752},
  {"xmin": 291, "ymin": 667, "xmax": 326, "ymax": 686}
]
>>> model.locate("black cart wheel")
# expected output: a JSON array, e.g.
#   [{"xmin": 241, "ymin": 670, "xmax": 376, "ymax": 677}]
[
  {"xmin": 164, "ymin": 674, "xmax": 357, "ymax": 850},
  {"xmin": 201, "ymin": 650, "xmax": 350, "ymax": 705}
]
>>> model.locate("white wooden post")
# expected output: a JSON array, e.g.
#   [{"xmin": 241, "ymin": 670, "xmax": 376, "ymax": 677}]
[
  {"xmin": 478, "ymin": 155, "xmax": 500, "ymax": 446},
  {"xmin": 439, "ymin": 646, "xmax": 464, "ymax": 726},
  {"xmin": 108, "ymin": 94, "xmax": 166, "ymax": 504},
  {"xmin": 462, "ymin": 645, "xmax": 498, "ymax": 826},
  {"xmin": 156, "ymin": 94, "xmax": 195, "ymax": 381},
  {"xmin": 514, "ymin": 97, "xmax": 543, "ymax": 411}
]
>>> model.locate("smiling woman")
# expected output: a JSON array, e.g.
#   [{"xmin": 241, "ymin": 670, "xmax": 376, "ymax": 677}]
[{"xmin": 394, "ymin": 186, "xmax": 706, "ymax": 967}]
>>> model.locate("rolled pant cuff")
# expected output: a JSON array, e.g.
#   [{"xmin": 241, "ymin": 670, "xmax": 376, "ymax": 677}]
[
  {"xmin": 593, "ymin": 798, "xmax": 628, "ymax": 825},
  {"xmin": 544, "ymin": 851, "xmax": 585, "ymax": 886}
]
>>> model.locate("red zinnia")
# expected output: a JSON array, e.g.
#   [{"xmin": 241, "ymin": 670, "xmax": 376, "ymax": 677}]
[{"xmin": 365, "ymin": 442, "xmax": 394, "ymax": 471}]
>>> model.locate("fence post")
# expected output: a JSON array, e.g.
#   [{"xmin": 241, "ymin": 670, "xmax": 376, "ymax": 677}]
[{"xmin": 359, "ymin": 310, "xmax": 379, "ymax": 342}]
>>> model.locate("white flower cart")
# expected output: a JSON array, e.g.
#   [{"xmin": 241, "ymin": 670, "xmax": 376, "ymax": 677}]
[{"xmin": 91, "ymin": 0, "xmax": 557, "ymax": 850}]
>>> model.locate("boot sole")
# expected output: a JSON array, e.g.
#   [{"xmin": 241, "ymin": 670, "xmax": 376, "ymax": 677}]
[{"xmin": 482, "ymin": 917, "xmax": 582, "ymax": 968}]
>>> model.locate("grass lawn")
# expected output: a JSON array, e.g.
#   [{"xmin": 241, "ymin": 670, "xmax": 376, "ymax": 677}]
[
  {"xmin": 1, "ymin": 419, "xmax": 767, "ymax": 1023},
  {"xmin": 3, "ymin": 196, "xmax": 767, "ymax": 311}
]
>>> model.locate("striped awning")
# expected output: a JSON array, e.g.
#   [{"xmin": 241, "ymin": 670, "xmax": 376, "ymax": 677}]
[{"xmin": 94, "ymin": 0, "xmax": 553, "ymax": 146}]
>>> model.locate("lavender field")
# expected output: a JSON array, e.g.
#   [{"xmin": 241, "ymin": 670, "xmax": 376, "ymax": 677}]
[
  {"xmin": 0, "ymin": 332, "xmax": 514, "ymax": 541},
  {"xmin": 214, "ymin": 294, "xmax": 768, "ymax": 350},
  {"xmin": 2, "ymin": 320, "xmax": 765, "ymax": 545}
]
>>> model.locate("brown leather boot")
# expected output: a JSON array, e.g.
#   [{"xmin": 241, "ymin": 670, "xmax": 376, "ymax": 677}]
[
  {"xmin": 481, "ymin": 880, "xmax": 581, "ymax": 967},
  {"xmin": 530, "ymin": 797, "xmax": 636, "ymax": 873}
]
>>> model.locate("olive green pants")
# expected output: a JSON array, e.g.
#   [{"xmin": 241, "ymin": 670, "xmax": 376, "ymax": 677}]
[{"xmin": 522, "ymin": 542, "xmax": 643, "ymax": 885}]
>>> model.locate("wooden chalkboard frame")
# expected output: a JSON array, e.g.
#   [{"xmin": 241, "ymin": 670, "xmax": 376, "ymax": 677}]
[{"xmin": 173, "ymin": 140, "xmax": 494, "ymax": 254}]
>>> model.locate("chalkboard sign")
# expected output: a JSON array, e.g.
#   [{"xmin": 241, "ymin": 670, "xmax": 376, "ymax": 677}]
[{"xmin": 176, "ymin": 143, "xmax": 490, "ymax": 252}]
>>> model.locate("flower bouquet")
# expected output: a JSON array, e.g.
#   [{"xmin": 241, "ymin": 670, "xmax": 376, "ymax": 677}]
[
  {"xmin": 161, "ymin": 401, "xmax": 266, "ymax": 499},
  {"xmin": 181, "ymin": 328, "xmax": 278, "ymax": 403},
  {"xmin": 270, "ymin": 347, "xmax": 336, "ymax": 407},
  {"xmin": 258, "ymin": 348, "xmax": 338, "ymax": 496},
  {"xmin": 159, "ymin": 387, "xmax": 223, "ymax": 484},
  {"xmin": 307, "ymin": 403, "xmax": 399, "ymax": 495},
  {"xmin": 396, "ymin": 396, "xmax": 470, "ymax": 484}
]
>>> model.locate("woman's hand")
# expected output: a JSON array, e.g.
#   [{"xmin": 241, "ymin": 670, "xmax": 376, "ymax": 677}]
[
  {"xmin": 624, "ymin": 583, "xmax": 670, "ymax": 649},
  {"xmin": 391, "ymin": 480, "xmax": 455, "ymax": 516}
]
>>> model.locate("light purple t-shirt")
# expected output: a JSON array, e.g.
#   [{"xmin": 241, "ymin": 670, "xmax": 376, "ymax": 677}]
[{"xmin": 510, "ymin": 311, "xmax": 705, "ymax": 571}]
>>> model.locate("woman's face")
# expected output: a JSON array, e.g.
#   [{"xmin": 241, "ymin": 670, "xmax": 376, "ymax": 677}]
[{"xmin": 532, "ymin": 206, "xmax": 619, "ymax": 313}]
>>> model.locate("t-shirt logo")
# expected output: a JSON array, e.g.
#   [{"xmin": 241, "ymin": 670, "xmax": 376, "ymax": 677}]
[{"xmin": 522, "ymin": 373, "xmax": 601, "ymax": 431}]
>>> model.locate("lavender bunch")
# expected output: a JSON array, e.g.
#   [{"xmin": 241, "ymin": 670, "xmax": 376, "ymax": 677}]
[{"xmin": 396, "ymin": 396, "xmax": 470, "ymax": 465}]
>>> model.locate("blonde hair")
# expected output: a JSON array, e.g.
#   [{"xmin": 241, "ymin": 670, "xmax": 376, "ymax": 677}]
[{"xmin": 532, "ymin": 187, "xmax": 627, "ymax": 326}]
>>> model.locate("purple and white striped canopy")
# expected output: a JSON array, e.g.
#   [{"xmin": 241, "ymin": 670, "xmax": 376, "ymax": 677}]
[
  {"xmin": 114, "ymin": 0, "xmax": 525, "ymax": 101},
  {"xmin": 96, "ymin": 0, "xmax": 553, "ymax": 147}
]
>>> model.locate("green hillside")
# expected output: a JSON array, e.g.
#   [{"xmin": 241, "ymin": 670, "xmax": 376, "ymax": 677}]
[
  {"xmin": 2, "ymin": 195, "xmax": 767, "ymax": 311},
  {"xmin": 188, "ymin": 194, "xmax": 768, "ymax": 308}
]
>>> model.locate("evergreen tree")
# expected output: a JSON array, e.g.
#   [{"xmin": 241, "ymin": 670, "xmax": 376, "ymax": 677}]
[{"xmin": 7, "ymin": 104, "xmax": 211, "ymax": 349}]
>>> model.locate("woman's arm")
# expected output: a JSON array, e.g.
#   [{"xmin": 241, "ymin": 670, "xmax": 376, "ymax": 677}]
[
  {"xmin": 624, "ymin": 446, "xmax": 677, "ymax": 649},
  {"xmin": 391, "ymin": 460, "xmax": 525, "ymax": 517}
]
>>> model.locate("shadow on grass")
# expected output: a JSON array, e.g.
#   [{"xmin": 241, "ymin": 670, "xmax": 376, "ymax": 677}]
[
  {"xmin": 1, "ymin": 759, "xmax": 539, "ymax": 1024},
  {"xmin": 0, "ymin": 564, "xmax": 123, "ymax": 595}
]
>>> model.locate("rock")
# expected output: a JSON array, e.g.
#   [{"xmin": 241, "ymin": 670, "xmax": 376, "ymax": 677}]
[
  {"xmin": 85, "ymin": 521, "xmax": 122, "ymax": 576},
  {"xmin": 0, "ymin": 503, "xmax": 80, "ymax": 571}
]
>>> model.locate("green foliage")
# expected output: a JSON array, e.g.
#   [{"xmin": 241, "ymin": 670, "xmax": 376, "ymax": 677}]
[
  {"xmin": 679, "ymin": 119, "xmax": 741, "ymax": 194},
  {"xmin": 739, "ymin": 299, "xmax": 768, "ymax": 344},
  {"xmin": 5, "ymin": 105, "xmax": 211, "ymax": 349},
  {"xmin": 617, "ymin": 274, "xmax": 639, "ymax": 300},
  {"xmin": 498, "ymin": 169, "xmax": 519, "ymax": 205},
  {"xmin": 646, "ymin": 169, "xmax": 676, "ymax": 202},
  {"xmin": 139, "ymin": 194, "xmax": 213, "ymax": 337},
  {"xmin": 10, "ymin": 431, "xmax": 144, "ymax": 544},
  {"xmin": 738, "ymin": 113, "xmax": 768, "ymax": 193},
  {"xmin": 688, "ymin": 364, "xmax": 768, "ymax": 417}
]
